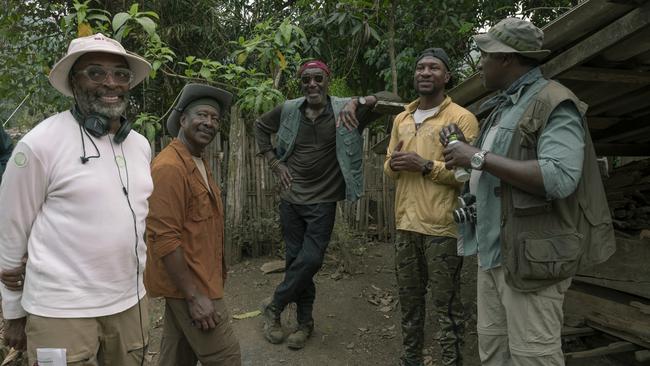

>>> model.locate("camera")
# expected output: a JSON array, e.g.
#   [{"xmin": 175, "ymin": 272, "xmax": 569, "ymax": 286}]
[{"xmin": 453, "ymin": 193, "xmax": 476, "ymax": 224}]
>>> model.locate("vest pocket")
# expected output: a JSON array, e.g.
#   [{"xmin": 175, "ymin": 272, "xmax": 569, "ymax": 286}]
[
  {"xmin": 517, "ymin": 231, "xmax": 582, "ymax": 280},
  {"xmin": 511, "ymin": 187, "xmax": 551, "ymax": 216}
]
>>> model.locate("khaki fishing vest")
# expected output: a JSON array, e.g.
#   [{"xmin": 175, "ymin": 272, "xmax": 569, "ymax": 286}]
[{"xmin": 500, "ymin": 81, "xmax": 616, "ymax": 291}]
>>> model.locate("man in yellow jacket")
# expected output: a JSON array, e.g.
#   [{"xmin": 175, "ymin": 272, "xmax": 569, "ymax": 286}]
[{"xmin": 385, "ymin": 48, "xmax": 478, "ymax": 366}]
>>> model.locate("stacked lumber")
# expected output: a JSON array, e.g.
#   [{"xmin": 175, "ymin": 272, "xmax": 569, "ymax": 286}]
[{"xmin": 604, "ymin": 158, "xmax": 650, "ymax": 231}]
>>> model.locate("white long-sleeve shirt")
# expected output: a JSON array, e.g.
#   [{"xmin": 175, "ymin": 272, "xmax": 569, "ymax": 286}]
[{"xmin": 0, "ymin": 111, "xmax": 153, "ymax": 319}]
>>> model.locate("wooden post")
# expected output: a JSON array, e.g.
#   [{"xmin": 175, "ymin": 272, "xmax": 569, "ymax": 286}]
[{"xmin": 225, "ymin": 105, "xmax": 245, "ymax": 265}]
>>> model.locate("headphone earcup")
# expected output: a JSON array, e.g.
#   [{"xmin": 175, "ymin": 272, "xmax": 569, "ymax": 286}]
[
  {"xmin": 83, "ymin": 114, "xmax": 110, "ymax": 138},
  {"xmin": 113, "ymin": 118, "xmax": 132, "ymax": 144}
]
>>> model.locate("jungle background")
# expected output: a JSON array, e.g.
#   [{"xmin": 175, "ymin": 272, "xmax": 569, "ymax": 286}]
[{"xmin": 4, "ymin": 1, "xmax": 623, "ymax": 366}]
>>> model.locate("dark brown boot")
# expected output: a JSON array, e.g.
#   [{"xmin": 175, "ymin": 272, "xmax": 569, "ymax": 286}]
[
  {"xmin": 287, "ymin": 322, "xmax": 314, "ymax": 349},
  {"xmin": 261, "ymin": 297, "xmax": 284, "ymax": 344}
]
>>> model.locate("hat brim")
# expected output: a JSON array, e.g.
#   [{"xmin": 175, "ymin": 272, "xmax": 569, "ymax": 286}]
[
  {"xmin": 49, "ymin": 49, "xmax": 152, "ymax": 97},
  {"xmin": 473, "ymin": 33, "xmax": 551, "ymax": 61},
  {"xmin": 166, "ymin": 83, "xmax": 234, "ymax": 137}
]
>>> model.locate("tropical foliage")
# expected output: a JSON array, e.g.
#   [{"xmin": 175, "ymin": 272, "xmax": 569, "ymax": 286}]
[{"xmin": 1, "ymin": 0, "xmax": 578, "ymax": 141}]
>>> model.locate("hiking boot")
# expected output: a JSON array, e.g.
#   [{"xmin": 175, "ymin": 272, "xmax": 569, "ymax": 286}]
[
  {"xmin": 261, "ymin": 297, "xmax": 284, "ymax": 344},
  {"xmin": 287, "ymin": 322, "xmax": 314, "ymax": 350}
]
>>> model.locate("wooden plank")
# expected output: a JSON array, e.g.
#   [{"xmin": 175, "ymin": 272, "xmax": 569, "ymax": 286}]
[
  {"xmin": 542, "ymin": 3, "xmax": 650, "ymax": 79},
  {"xmin": 558, "ymin": 66, "xmax": 650, "ymax": 84},
  {"xmin": 587, "ymin": 117, "xmax": 621, "ymax": 130},
  {"xmin": 601, "ymin": 26, "xmax": 650, "ymax": 62},
  {"xmin": 589, "ymin": 87, "xmax": 650, "ymax": 117},
  {"xmin": 576, "ymin": 237, "xmax": 650, "ymax": 299},
  {"xmin": 449, "ymin": 0, "xmax": 639, "ymax": 109},
  {"xmin": 541, "ymin": 0, "xmax": 636, "ymax": 51},
  {"xmin": 562, "ymin": 326, "xmax": 597, "ymax": 337},
  {"xmin": 594, "ymin": 143, "xmax": 650, "ymax": 156},
  {"xmin": 565, "ymin": 341, "xmax": 639, "ymax": 359},
  {"xmin": 564, "ymin": 284, "xmax": 650, "ymax": 349}
]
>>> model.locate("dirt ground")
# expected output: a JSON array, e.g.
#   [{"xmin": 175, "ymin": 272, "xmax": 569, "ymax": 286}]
[
  {"xmin": 148, "ymin": 240, "xmax": 623, "ymax": 366},
  {"xmin": 1, "ymin": 240, "xmax": 629, "ymax": 366}
]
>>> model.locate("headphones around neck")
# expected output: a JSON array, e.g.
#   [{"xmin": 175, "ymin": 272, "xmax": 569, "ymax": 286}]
[{"xmin": 71, "ymin": 105, "xmax": 132, "ymax": 144}]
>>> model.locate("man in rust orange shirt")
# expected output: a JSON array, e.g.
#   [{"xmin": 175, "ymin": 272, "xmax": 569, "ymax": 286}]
[{"xmin": 144, "ymin": 83, "xmax": 241, "ymax": 366}]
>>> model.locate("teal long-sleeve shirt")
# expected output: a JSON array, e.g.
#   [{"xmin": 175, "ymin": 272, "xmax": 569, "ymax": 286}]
[{"xmin": 462, "ymin": 68, "xmax": 585, "ymax": 270}]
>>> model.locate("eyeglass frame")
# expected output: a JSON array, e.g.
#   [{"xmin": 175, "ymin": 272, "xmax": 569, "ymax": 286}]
[
  {"xmin": 300, "ymin": 74, "xmax": 325, "ymax": 85},
  {"xmin": 72, "ymin": 65, "xmax": 134, "ymax": 85}
]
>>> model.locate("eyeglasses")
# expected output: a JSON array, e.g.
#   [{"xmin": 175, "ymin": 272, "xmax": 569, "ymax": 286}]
[
  {"xmin": 301, "ymin": 75, "xmax": 324, "ymax": 85},
  {"xmin": 73, "ymin": 66, "xmax": 133, "ymax": 85}
]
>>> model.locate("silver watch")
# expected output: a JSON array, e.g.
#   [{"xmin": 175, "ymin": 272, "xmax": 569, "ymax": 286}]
[
  {"xmin": 471, "ymin": 150, "xmax": 489, "ymax": 170},
  {"xmin": 357, "ymin": 96, "xmax": 367, "ymax": 105}
]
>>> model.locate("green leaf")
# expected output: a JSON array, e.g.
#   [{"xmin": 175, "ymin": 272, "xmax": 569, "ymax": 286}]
[
  {"xmin": 368, "ymin": 26, "xmax": 380, "ymax": 41},
  {"xmin": 199, "ymin": 67, "xmax": 211, "ymax": 79},
  {"xmin": 135, "ymin": 17, "xmax": 156, "ymax": 35},
  {"xmin": 281, "ymin": 23, "xmax": 292, "ymax": 44},
  {"xmin": 129, "ymin": 3, "xmax": 139, "ymax": 16},
  {"xmin": 152, "ymin": 60, "xmax": 162, "ymax": 70},
  {"xmin": 112, "ymin": 12, "xmax": 130, "ymax": 32},
  {"xmin": 87, "ymin": 14, "xmax": 110, "ymax": 23},
  {"xmin": 145, "ymin": 124, "xmax": 155, "ymax": 142}
]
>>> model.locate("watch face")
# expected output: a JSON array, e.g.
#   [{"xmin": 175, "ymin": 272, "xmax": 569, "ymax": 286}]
[
  {"xmin": 358, "ymin": 96, "xmax": 367, "ymax": 105},
  {"xmin": 471, "ymin": 153, "xmax": 483, "ymax": 169}
]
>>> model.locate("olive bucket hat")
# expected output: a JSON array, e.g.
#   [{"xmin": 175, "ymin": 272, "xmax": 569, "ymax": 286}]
[
  {"xmin": 473, "ymin": 18, "xmax": 551, "ymax": 60},
  {"xmin": 166, "ymin": 83, "xmax": 233, "ymax": 137}
]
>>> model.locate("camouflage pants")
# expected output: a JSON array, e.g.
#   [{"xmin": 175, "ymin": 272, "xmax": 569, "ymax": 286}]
[{"xmin": 395, "ymin": 230, "xmax": 465, "ymax": 366}]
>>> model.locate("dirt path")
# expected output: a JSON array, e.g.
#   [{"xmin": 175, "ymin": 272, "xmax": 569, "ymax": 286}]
[{"xmin": 1, "ymin": 241, "xmax": 627, "ymax": 366}]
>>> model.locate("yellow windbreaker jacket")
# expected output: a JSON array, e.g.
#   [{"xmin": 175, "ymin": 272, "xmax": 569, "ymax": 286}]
[{"xmin": 384, "ymin": 96, "xmax": 479, "ymax": 238}]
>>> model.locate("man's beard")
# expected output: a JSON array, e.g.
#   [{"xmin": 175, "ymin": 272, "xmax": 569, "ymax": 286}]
[{"xmin": 76, "ymin": 91, "xmax": 129, "ymax": 119}]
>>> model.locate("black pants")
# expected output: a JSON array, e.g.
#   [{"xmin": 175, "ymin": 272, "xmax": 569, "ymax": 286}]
[{"xmin": 271, "ymin": 200, "xmax": 337, "ymax": 325}]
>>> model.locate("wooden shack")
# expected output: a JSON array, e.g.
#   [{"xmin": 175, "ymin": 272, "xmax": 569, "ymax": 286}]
[{"xmin": 448, "ymin": 0, "xmax": 650, "ymax": 361}]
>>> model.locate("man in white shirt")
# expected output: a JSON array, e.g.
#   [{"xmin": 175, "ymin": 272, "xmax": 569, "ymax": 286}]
[{"xmin": 0, "ymin": 33, "xmax": 153, "ymax": 365}]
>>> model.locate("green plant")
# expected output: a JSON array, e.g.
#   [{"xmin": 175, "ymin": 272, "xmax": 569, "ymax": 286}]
[{"xmin": 132, "ymin": 112, "xmax": 162, "ymax": 144}]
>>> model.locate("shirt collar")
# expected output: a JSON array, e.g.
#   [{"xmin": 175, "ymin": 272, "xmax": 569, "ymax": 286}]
[
  {"xmin": 170, "ymin": 138, "xmax": 201, "ymax": 170},
  {"xmin": 504, "ymin": 67, "xmax": 543, "ymax": 105},
  {"xmin": 405, "ymin": 95, "xmax": 451, "ymax": 114}
]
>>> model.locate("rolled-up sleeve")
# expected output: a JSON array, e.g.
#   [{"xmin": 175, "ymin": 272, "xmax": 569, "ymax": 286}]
[
  {"xmin": 146, "ymin": 163, "xmax": 188, "ymax": 259},
  {"xmin": 538, "ymin": 101, "xmax": 585, "ymax": 199},
  {"xmin": 0, "ymin": 142, "xmax": 47, "ymax": 319}
]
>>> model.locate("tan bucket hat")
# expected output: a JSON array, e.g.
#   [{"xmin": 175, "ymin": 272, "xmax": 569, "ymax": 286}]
[
  {"xmin": 473, "ymin": 18, "xmax": 550, "ymax": 60},
  {"xmin": 49, "ymin": 33, "xmax": 152, "ymax": 97}
]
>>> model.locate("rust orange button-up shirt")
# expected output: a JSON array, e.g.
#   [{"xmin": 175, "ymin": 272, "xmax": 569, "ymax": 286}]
[{"xmin": 144, "ymin": 139, "xmax": 226, "ymax": 299}]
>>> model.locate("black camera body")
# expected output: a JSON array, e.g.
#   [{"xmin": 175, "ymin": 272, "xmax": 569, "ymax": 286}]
[{"xmin": 453, "ymin": 193, "xmax": 477, "ymax": 224}]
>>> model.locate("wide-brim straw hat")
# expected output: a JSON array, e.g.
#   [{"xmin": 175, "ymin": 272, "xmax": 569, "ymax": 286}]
[
  {"xmin": 49, "ymin": 33, "xmax": 151, "ymax": 97},
  {"xmin": 167, "ymin": 83, "xmax": 233, "ymax": 137},
  {"xmin": 473, "ymin": 18, "xmax": 551, "ymax": 60}
]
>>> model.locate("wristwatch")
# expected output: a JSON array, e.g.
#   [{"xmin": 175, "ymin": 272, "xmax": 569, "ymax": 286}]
[
  {"xmin": 471, "ymin": 150, "xmax": 489, "ymax": 170},
  {"xmin": 357, "ymin": 96, "xmax": 367, "ymax": 106},
  {"xmin": 422, "ymin": 160, "xmax": 434, "ymax": 176}
]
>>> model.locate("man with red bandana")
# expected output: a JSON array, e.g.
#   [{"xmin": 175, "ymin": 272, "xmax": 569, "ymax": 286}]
[{"xmin": 255, "ymin": 60, "xmax": 398, "ymax": 349}]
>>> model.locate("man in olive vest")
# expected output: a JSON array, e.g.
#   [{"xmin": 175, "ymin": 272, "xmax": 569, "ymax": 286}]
[
  {"xmin": 255, "ymin": 60, "xmax": 395, "ymax": 349},
  {"xmin": 440, "ymin": 18, "xmax": 614, "ymax": 366}
]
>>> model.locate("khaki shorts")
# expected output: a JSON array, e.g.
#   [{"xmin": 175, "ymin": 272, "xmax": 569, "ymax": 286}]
[{"xmin": 26, "ymin": 298, "xmax": 149, "ymax": 366}]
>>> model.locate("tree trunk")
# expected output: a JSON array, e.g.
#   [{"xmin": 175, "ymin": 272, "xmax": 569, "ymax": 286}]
[
  {"xmin": 388, "ymin": 0, "xmax": 398, "ymax": 95},
  {"xmin": 224, "ymin": 105, "xmax": 245, "ymax": 265}
]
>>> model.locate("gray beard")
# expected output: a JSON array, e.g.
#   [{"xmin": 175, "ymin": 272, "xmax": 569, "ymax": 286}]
[{"xmin": 76, "ymin": 92, "xmax": 128, "ymax": 119}]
